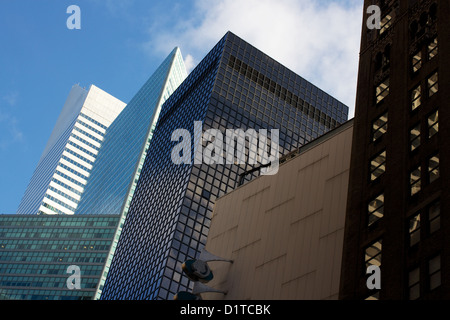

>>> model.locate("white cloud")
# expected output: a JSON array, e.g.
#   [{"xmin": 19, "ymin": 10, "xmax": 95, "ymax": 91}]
[
  {"xmin": 147, "ymin": 0, "xmax": 363, "ymax": 117},
  {"xmin": 183, "ymin": 54, "xmax": 197, "ymax": 74}
]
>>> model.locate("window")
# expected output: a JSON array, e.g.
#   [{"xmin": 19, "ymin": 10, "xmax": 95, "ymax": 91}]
[
  {"xmin": 409, "ymin": 213, "xmax": 421, "ymax": 247},
  {"xmin": 428, "ymin": 110, "xmax": 438, "ymax": 138},
  {"xmin": 412, "ymin": 51, "xmax": 422, "ymax": 73},
  {"xmin": 380, "ymin": 13, "xmax": 393, "ymax": 35},
  {"xmin": 365, "ymin": 239, "xmax": 382, "ymax": 268},
  {"xmin": 370, "ymin": 150, "xmax": 386, "ymax": 181},
  {"xmin": 428, "ymin": 255, "xmax": 441, "ymax": 290},
  {"xmin": 368, "ymin": 193, "xmax": 384, "ymax": 226},
  {"xmin": 428, "ymin": 154, "xmax": 439, "ymax": 183},
  {"xmin": 428, "ymin": 37, "xmax": 438, "ymax": 60},
  {"xmin": 428, "ymin": 200, "xmax": 440, "ymax": 234},
  {"xmin": 372, "ymin": 112, "xmax": 388, "ymax": 141},
  {"xmin": 409, "ymin": 267, "xmax": 420, "ymax": 300},
  {"xmin": 410, "ymin": 124, "xmax": 421, "ymax": 152},
  {"xmin": 411, "ymin": 85, "xmax": 422, "ymax": 111},
  {"xmin": 365, "ymin": 292, "xmax": 379, "ymax": 300},
  {"xmin": 376, "ymin": 78, "xmax": 390, "ymax": 104},
  {"xmin": 410, "ymin": 166, "xmax": 421, "ymax": 196},
  {"xmin": 428, "ymin": 72, "xmax": 438, "ymax": 97}
]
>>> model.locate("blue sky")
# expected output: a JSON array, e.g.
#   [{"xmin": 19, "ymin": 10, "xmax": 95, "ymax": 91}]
[{"xmin": 0, "ymin": 0, "xmax": 362, "ymax": 214}]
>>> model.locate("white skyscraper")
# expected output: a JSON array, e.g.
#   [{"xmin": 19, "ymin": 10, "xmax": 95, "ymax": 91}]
[{"xmin": 17, "ymin": 84, "xmax": 126, "ymax": 215}]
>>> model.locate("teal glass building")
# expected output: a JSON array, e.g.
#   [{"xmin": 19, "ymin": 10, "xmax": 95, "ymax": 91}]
[
  {"xmin": 1, "ymin": 48, "xmax": 187, "ymax": 301},
  {"xmin": 100, "ymin": 32, "xmax": 348, "ymax": 300},
  {"xmin": 76, "ymin": 47, "xmax": 187, "ymax": 217},
  {"xmin": 74, "ymin": 47, "xmax": 187, "ymax": 298},
  {"xmin": 0, "ymin": 214, "xmax": 120, "ymax": 300}
]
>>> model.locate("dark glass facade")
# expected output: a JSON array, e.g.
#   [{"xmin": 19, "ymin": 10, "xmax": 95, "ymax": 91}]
[
  {"xmin": 100, "ymin": 31, "xmax": 348, "ymax": 300},
  {"xmin": 0, "ymin": 214, "xmax": 119, "ymax": 300}
]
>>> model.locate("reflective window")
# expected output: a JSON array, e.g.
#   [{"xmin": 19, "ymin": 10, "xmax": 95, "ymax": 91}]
[
  {"xmin": 410, "ymin": 124, "xmax": 421, "ymax": 152},
  {"xmin": 428, "ymin": 154, "xmax": 440, "ymax": 183},
  {"xmin": 365, "ymin": 239, "xmax": 382, "ymax": 268},
  {"xmin": 370, "ymin": 150, "xmax": 386, "ymax": 181},
  {"xmin": 412, "ymin": 51, "xmax": 422, "ymax": 73},
  {"xmin": 428, "ymin": 72, "xmax": 438, "ymax": 97},
  {"xmin": 365, "ymin": 291, "xmax": 379, "ymax": 300},
  {"xmin": 428, "ymin": 110, "xmax": 438, "ymax": 138},
  {"xmin": 410, "ymin": 166, "xmax": 421, "ymax": 196},
  {"xmin": 380, "ymin": 13, "xmax": 393, "ymax": 35},
  {"xmin": 368, "ymin": 193, "xmax": 384, "ymax": 226},
  {"xmin": 409, "ymin": 213, "xmax": 421, "ymax": 247},
  {"xmin": 428, "ymin": 37, "xmax": 438, "ymax": 60},
  {"xmin": 376, "ymin": 78, "xmax": 390, "ymax": 104},
  {"xmin": 372, "ymin": 112, "xmax": 388, "ymax": 141},
  {"xmin": 411, "ymin": 85, "xmax": 422, "ymax": 111}
]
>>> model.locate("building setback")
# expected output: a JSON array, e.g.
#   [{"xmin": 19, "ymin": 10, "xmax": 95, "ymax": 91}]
[
  {"xmin": 340, "ymin": 0, "xmax": 450, "ymax": 300},
  {"xmin": 100, "ymin": 31, "xmax": 348, "ymax": 300},
  {"xmin": 201, "ymin": 120, "xmax": 353, "ymax": 300},
  {"xmin": 16, "ymin": 84, "xmax": 126, "ymax": 216}
]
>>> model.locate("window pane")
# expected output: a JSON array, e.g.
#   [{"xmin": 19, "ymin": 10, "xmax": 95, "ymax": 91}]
[
  {"xmin": 428, "ymin": 110, "xmax": 438, "ymax": 138},
  {"xmin": 429, "ymin": 200, "xmax": 440, "ymax": 234},
  {"xmin": 428, "ymin": 155, "xmax": 440, "ymax": 183},
  {"xmin": 412, "ymin": 51, "xmax": 422, "ymax": 72},
  {"xmin": 429, "ymin": 255, "xmax": 441, "ymax": 290},
  {"xmin": 409, "ymin": 213, "xmax": 421, "ymax": 246},
  {"xmin": 365, "ymin": 239, "xmax": 382, "ymax": 268},
  {"xmin": 373, "ymin": 112, "xmax": 388, "ymax": 141},
  {"xmin": 410, "ymin": 124, "xmax": 421, "ymax": 151},
  {"xmin": 410, "ymin": 166, "xmax": 421, "ymax": 196},
  {"xmin": 409, "ymin": 268, "xmax": 420, "ymax": 300},
  {"xmin": 370, "ymin": 150, "xmax": 386, "ymax": 181},
  {"xmin": 380, "ymin": 14, "xmax": 392, "ymax": 35},
  {"xmin": 368, "ymin": 194, "xmax": 384, "ymax": 226},
  {"xmin": 365, "ymin": 292, "xmax": 379, "ymax": 300},
  {"xmin": 429, "ymin": 255, "xmax": 440, "ymax": 274},
  {"xmin": 376, "ymin": 79, "xmax": 390, "ymax": 104},
  {"xmin": 428, "ymin": 72, "xmax": 438, "ymax": 97},
  {"xmin": 411, "ymin": 85, "xmax": 421, "ymax": 111},
  {"xmin": 409, "ymin": 268, "xmax": 420, "ymax": 287},
  {"xmin": 428, "ymin": 38, "xmax": 438, "ymax": 60}
]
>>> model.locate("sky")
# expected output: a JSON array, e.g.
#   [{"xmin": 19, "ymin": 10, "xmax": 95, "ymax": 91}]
[{"xmin": 0, "ymin": 0, "xmax": 363, "ymax": 214}]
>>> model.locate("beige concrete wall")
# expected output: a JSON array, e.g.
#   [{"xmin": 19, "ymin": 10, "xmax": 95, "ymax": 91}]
[{"xmin": 202, "ymin": 121, "xmax": 353, "ymax": 300}]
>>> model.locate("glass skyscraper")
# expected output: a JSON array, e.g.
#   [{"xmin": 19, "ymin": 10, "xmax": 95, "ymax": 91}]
[
  {"xmin": 0, "ymin": 214, "xmax": 120, "ymax": 300},
  {"xmin": 74, "ymin": 47, "xmax": 187, "ymax": 299},
  {"xmin": 100, "ymin": 32, "xmax": 348, "ymax": 300},
  {"xmin": 16, "ymin": 85, "xmax": 126, "ymax": 216},
  {"xmin": 76, "ymin": 47, "xmax": 187, "ymax": 216}
]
